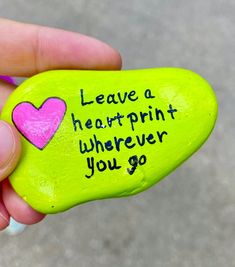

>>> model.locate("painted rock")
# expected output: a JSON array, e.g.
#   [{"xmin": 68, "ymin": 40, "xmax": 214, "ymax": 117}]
[{"xmin": 1, "ymin": 68, "xmax": 218, "ymax": 214}]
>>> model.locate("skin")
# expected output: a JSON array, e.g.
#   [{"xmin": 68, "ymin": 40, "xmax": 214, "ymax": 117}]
[{"xmin": 0, "ymin": 18, "xmax": 122, "ymax": 230}]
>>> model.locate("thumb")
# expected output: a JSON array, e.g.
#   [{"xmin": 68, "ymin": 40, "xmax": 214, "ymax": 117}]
[
  {"xmin": 0, "ymin": 120, "xmax": 21, "ymax": 181},
  {"xmin": 0, "ymin": 78, "xmax": 21, "ymax": 181}
]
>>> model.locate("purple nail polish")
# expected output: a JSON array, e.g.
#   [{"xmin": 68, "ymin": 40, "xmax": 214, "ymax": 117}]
[{"xmin": 0, "ymin": 75, "xmax": 15, "ymax": 85}]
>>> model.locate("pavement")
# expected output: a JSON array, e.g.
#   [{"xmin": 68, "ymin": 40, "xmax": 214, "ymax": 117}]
[{"xmin": 0, "ymin": 0, "xmax": 234, "ymax": 266}]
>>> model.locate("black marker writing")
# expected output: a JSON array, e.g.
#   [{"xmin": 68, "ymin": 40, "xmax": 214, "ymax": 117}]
[
  {"xmin": 85, "ymin": 157, "xmax": 121, "ymax": 178},
  {"xmin": 127, "ymin": 154, "xmax": 147, "ymax": 175}
]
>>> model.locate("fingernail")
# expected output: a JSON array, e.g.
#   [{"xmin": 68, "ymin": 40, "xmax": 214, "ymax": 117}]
[
  {"xmin": 0, "ymin": 121, "xmax": 15, "ymax": 169},
  {"xmin": 4, "ymin": 218, "xmax": 26, "ymax": 235}
]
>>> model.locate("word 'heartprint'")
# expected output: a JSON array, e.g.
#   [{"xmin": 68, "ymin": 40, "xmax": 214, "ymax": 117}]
[{"xmin": 12, "ymin": 97, "xmax": 67, "ymax": 150}]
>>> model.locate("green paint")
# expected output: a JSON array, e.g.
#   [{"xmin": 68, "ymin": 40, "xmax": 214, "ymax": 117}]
[{"xmin": 1, "ymin": 68, "xmax": 218, "ymax": 214}]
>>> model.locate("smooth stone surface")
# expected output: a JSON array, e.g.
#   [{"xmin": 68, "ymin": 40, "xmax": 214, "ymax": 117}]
[{"xmin": 1, "ymin": 68, "xmax": 217, "ymax": 214}]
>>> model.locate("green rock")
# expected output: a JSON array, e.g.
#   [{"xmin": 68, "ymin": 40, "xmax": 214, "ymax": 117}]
[{"xmin": 1, "ymin": 68, "xmax": 218, "ymax": 214}]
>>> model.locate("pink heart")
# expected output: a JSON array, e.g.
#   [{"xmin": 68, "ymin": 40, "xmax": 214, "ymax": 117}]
[{"xmin": 12, "ymin": 97, "xmax": 67, "ymax": 150}]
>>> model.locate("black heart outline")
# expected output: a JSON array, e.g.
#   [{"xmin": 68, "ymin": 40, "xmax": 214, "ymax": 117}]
[{"xmin": 12, "ymin": 97, "xmax": 67, "ymax": 150}]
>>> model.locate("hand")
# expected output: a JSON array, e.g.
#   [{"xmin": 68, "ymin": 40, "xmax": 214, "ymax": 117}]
[{"xmin": 0, "ymin": 18, "xmax": 122, "ymax": 230}]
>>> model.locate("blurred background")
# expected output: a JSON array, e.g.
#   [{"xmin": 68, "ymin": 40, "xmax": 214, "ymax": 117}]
[{"xmin": 0, "ymin": 0, "xmax": 234, "ymax": 266}]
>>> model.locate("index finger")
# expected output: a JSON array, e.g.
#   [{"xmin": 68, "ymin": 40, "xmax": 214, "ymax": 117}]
[{"xmin": 0, "ymin": 18, "xmax": 122, "ymax": 76}]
